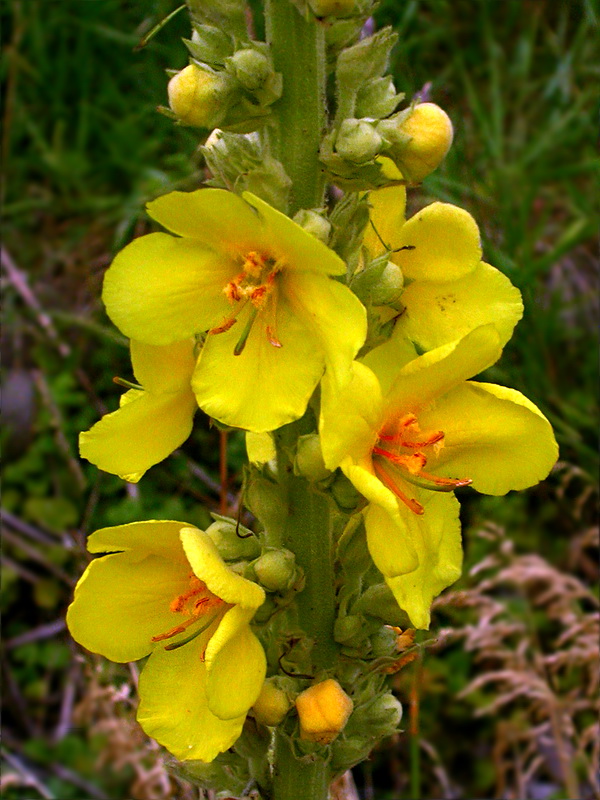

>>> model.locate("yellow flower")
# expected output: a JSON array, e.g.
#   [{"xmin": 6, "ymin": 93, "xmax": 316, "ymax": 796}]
[
  {"xmin": 296, "ymin": 679, "xmax": 354, "ymax": 744},
  {"xmin": 364, "ymin": 184, "xmax": 524, "ymax": 351},
  {"xmin": 102, "ymin": 189, "xmax": 366, "ymax": 432},
  {"xmin": 67, "ymin": 521, "xmax": 266, "ymax": 762},
  {"xmin": 320, "ymin": 325, "xmax": 558, "ymax": 629},
  {"xmin": 79, "ymin": 339, "xmax": 197, "ymax": 482}
]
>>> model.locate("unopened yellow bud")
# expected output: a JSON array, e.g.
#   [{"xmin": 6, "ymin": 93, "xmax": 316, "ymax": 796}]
[
  {"xmin": 252, "ymin": 680, "xmax": 291, "ymax": 726},
  {"xmin": 308, "ymin": 0, "xmax": 356, "ymax": 17},
  {"xmin": 394, "ymin": 102, "xmax": 453, "ymax": 182},
  {"xmin": 168, "ymin": 64, "xmax": 230, "ymax": 128},
  {"xmin": 296, "ymin": 679, "xmax": 353, "ymax": 745}
]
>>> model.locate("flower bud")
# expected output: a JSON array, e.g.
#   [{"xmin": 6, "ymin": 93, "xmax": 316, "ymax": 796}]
[
  {"xmin": 369, "ymin": 625, "xmax": 399, "ymax": 658},
  {"xmin": 331, "ymin": 473, "xmax": 362, "ymax": 511},
  {"xmin": 334, "ymin": 615, "xmax": 364, "ymax": 645},
  {"xmin": 168, "ymin": 64, "xmax": 231, "ymax": 128},
  {"xmin": 369, "ymin": 261, "xmax": 404, "ymax": 306},
  {"xmin": 253, "ymin": 548, "xmax": 297, "ymax": 592},
  {"xmin": 308, "ymin": 0, "xmax": 356, "ymax": 17},
  {"xmin": 205, "ymin": 518, "xmax": 261, "ymax": 561},
  {"xmin": 379, "ymin": 102, "xmax": 453, "ymax": 183},
  {"xmin": 296, "ymin": 679, "xmax": 354, "ymax": 745},
  {"xmin": 335, "ymin": 119, "xmax": 383, "ymax": 165},
  {"xmin": 294, "ymin": 434, "xmax": 332, "ymax": 482},
  {"xmin": 229, "ymin": 48, "xmax": 271, "ymax": 91},
  {"xmin": 293, "ymin": 210, "xmax": 331, "ymax": 244},
  {"xmin": 252, "ymin": 679, "xmax": 291, "ymax": 726},
  {"xmin": 352, "ymin": 258, "xmax": 404, "ymax": 309}
]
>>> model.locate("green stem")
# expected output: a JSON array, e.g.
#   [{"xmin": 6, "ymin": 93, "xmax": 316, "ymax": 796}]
[
  {"xmin": 266, "ymin": 0, "xmax": 326, "ymax": 213},
  {"xmin": 277, "ymin": 425, "xmax": 338, "ymax": 675},
  {"xmin": 272, "ymin": 731, "xmax": 329, "ymax": 800}
]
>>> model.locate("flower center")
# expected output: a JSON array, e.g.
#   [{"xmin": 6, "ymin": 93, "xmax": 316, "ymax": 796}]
[
  {"xmin": 209, "ymin": 251, "xmax": 283, "ymax": 355},
  {"xmin": 151, "ymin": 574, "xmax": 228, "ymax": 652},
  {"xmin": 372, "ymin": 413, "xmax": 471, "ymax": 515}
]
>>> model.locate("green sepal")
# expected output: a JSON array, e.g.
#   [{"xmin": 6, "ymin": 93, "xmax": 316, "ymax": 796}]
[
  {"xmin": 186, "ymin": 0, "xmax": 248, "ymax": 40},
  {"xmin": 185, "ymin": 25, "xmax": 234, "ymax": 66},
  {"xmin": 201, "ymin": 131, "xmax": 291, "ymax": 212},
  {"xmin": 335, "ymin": 28, "xmax": 398, "ymax": 122},
  {"xmin": 328, "ymin": 192, "xmax": 370, "ymax": 273},
  {"xmin": 356, "ymin": 76, "xmax": 403, "ymax": 119}
]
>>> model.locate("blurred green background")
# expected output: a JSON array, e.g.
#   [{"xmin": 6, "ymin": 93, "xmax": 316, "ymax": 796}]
[{"xmin": 1, "ymin": 1, "xmax": 598, "ymax": 798}]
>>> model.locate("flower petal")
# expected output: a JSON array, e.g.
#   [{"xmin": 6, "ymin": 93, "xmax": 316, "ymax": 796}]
[
  {"xmin": 418, "ymin": 381, "xmax": 558, "ymax": 495},
  {"xmin": 371, "ymin": 493, "xmax": 462, "ymax": 630},
  {"xmin": 131, "ymin": 339, "xmax": 196, "ymax": 394},
  {"xmin": 192, "ymin": 297, "xmax": 324, "ymax": 432},
  {"xmin": 205, "ymin": 612, "xmax": 266, "ymax": 720},
  {"xmin": 180, "ymin": 527, "xmax": 265, "ymax": 609},
  {"xmin": 319, "ymin": 362, "xmax": 383, "ymax": 470},
  {"xmin": 86, "ymin": 520, "xmax": 188, "ymax": 561},
  {"xmin": 246, "ymin": 432, "xmax": 276, "ymax": 465},
  {"xmin": 103, "ymin": 233, "xmax": 234, "ymax": 345},
  {"xmin": 79, "ymin": 389, "xmax": 196, "ymax": 481},
  {"xmin": 342, "ymin": 457, "xmax": 400, "ymax": 521},
  {"xmin": 137, "ymin": 635, "xmax": 245, "ymax": 762},
  {"xmin": 361, "ymin": 329, "xmax": 418, "ymax": 396},
  {"xmin": 384, "ymin": 324, "xmax": 502, "ymax": 418},
  {"xmin": 392, "ymin": 202, "xmax": 481, "ymax": 282},
  {"xmin": 283, "ymin": 271, "xmax": 367, "ymax": 389},
  {"xmin": 147, "ymin": 189, "xmax": 264, "ymax": 257},
  {"xmin": 67, "ymin": 551, "xmax": 190, "ymax": 662},
  {"xmin": 396, "ymin": 262, "xmax": 523, "ymax": 351},
  {"xmin": 243, "ymin": 192, "xmax": 347, "ymax": 276},
  {"xmin": 364, "ymin": 185, "xmax": 407, "ymax": 257}
]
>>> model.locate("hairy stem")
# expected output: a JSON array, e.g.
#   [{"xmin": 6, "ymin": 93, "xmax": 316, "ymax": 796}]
[{"xmin": 266, "ymin": 0, "xmax": 326, "ymax": 213}]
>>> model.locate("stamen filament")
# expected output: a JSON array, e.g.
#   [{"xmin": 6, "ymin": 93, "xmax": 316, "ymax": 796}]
[
  {"xmin": 209, "ymin": 299, "xmax": 250, "ymax": 336},
  {"xmin": 151, "ymin": 613, "xmax": 200, "ymax": 642},
  {"xmin": 373, "ymin": 459, "xmax": 424, "ymax": 515},
  {"xmin": 379, "ymin": 431, "xmax": 444, "ymax": 448},
  {"xmin": 163, "ymin": 612, "xmax": 221, "ymax": 652}
]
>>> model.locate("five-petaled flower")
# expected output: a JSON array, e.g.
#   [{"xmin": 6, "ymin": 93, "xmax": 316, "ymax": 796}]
[
  {"xmin": 320, "ymin": 325, "xmax": 558, "ymax": 629},
  {"xmin": 102, "ymin": 189, "xmax": 367, "ymax": 432},
  {"xmin": 364, "ymin": 184, "xmax": 524, "ymax": 352},
  {"xmin": 79, "ymin": 339, "xmax": 197, "ymax": 481},
  {"xmin": 67, "ymin": 521, "xmax": 266, "ymax": 762}
]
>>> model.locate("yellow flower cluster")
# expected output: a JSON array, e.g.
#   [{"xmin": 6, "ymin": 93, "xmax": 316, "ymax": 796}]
[{"xmin": 69, "ymin": 96, "xmax": 557, "ymax": 765}]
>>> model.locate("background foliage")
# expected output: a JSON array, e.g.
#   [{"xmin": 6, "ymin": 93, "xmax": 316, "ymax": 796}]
[{"xmin": 1, "ymin": 0, "xmax": 597, "ymax": 798}]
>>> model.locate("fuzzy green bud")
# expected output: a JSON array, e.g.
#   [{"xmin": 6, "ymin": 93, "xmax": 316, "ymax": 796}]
[
  {"xmin": 308, "ymin": 0, "xmax": 357, "ymax": 17},
  {"xmin": 331, "ymin": 473, "xmax": 363, "ymax": 511},
  {"xmin": 205, "ymin": 518, "xmax": 260, "ymax": 561},
  {"xmin": 331, "ymin": 692, "xmax": 403, "ymax": 773},
  {"xmin": 294, "ymin": 434, "xmax": 332, "ymax": 482},
  {"xmin": 335, "ymin": 119, "xmax": 383, "ymax": 165},
  {"xmin": 252, "ymin": 679, "xmax": 292, "ymax": 726},
  {"xmin": 369, "ymin": 261, "xmax": 404, "ymax": 306},
  {"xmin": 370, "ymin": 625, "xmax": 399, "ymax": 658},
  {"xmin": 352, "ymin": 257, "xmax": 404, "ymax": 309},
  {"xmin": 229, "ymin": 48, "xmax": 271, "ymax": 91},
  {"xmin": 168, "ymin": 64, "xmax": 232, "ymax": 128},
  {"xmin": 334, "ymin": 615, "xmax": 364, "ymax": 645},
  {"xmin": 293, "ymin": 210, "xmax": 331, "ymax": 244},
  {"xmin": 253, "ymin": 548, "xmax": 297, "ymax": 592}
]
